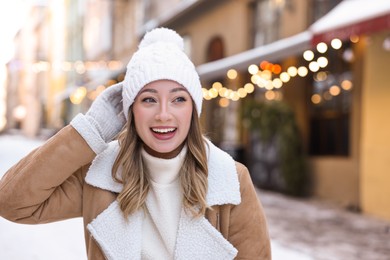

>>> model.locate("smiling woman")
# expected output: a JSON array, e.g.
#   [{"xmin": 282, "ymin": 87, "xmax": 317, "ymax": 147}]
[{"xmin": 0, "ymin": 27, "xmax": 271, "ymax": 260}]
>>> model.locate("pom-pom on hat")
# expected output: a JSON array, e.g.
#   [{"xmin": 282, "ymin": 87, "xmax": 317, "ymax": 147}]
[{"xmin": 122, "ymin": 27, "xmax": 203, "ymax": 120}]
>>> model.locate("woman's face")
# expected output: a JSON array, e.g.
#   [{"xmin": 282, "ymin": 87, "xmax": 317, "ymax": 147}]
[{"xmin": 132, "ymin": 80, "xmax": 193, "ymax": 159}]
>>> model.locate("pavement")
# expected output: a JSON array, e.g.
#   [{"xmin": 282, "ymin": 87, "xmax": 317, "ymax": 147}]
[
  {"xmin": 1, "ymin": 133, "xmax": 390, "ymax": 259},
  {"xmin": 258, "ymin": 189, "xmax": 390, "ymax": 260}
]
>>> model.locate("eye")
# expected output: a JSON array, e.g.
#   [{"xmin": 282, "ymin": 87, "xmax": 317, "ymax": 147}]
[
  {"xmin": 173, "ymin": 96, "xmax": 187, "ymax": 103},
  {"xmin": 142, "ymin": 97, "xmax": 156, "ymax": 103}
]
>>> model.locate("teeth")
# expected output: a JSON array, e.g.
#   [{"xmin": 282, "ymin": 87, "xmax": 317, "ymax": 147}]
[{"xmin": 152, "ymin": 128, "xmax": 175, "ymax": 133}]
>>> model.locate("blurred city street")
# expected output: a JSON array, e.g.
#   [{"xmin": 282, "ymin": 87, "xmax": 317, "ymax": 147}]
[{"xmin": 1, "ymin": 133, "xmax": 389, "ymax": 259}]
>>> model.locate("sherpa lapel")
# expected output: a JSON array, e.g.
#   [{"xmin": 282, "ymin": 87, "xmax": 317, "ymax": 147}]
[
  {"xmin": 175, "ymin": 208, "xmax": 238, "ymax": 259},
  {"xmin": 85, "ymin": 139, "xmax": 241, "ymax": 260},
  {"xmin": 87, "ymin": 201, "xmax": 143, "ymax": 260}
]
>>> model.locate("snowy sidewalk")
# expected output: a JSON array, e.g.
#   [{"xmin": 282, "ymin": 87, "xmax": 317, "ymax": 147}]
[
  {"xmin": 258, "ymin": 188, "xmax": 390, "ymax": 260},
  {"xmin": 0, "ymin": 134, "xmax": 319, "ymax": 259}
]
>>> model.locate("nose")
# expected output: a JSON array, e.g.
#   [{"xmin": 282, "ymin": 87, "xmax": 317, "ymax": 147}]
[{"xmin": 155, "ymin": 102, "xmax": 172, "ymax": 122}]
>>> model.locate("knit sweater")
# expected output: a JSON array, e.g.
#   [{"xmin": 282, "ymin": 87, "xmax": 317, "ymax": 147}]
[{"xmin": 140, "ymin": 146, "xmax": 187, "ymax": 260}]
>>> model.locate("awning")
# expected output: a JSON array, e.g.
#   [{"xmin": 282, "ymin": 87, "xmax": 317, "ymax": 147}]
[
  {"xmin": 310, "ymin": 0, "xmax": 390, "ymax": 45},
  {"xmin": 196, "ymin": 31, "xmax": 311, "ymax": 82}
]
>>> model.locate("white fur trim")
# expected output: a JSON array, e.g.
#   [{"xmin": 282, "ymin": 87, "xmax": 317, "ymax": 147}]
[
  {"xmin": 204, "ymin": 139, "xmax": 241, "ymax": 206},
  {"xmin": 87, "ymin": 201, "xmax": 143, "ymax": 260},
  {"xmin": 174, "ymin": 209, "xmax": 238, "ymax": 259},
  {"xmin": 85, "ymin": 140, "xmax": 241, "ymax": 205},
  {"xmin": 70, "ymin": 113, "xmax": 108, "ymax": 154},
  {"xmin": 88, "ymin": 202, "xmax": 237, "ymax": 260},
  {"xmin": 85, "ymin": 141, "xmax": 122, "ymax": 193}
]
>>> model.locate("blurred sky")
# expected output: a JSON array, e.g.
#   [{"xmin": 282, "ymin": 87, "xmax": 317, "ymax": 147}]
[{"xmin": 0, "ymin": 0, "xmax": 42, "ymax": 65}]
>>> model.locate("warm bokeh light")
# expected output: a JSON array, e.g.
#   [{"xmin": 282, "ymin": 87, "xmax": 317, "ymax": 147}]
[
  {"xmin": 331, "ymin": 38, "xmax": 342, "ymax": 49},
  {"xmin": 244, "ymin": 83, "xmax": 255, "ymax": 93},
  {"xmin": 248, "ymin": 64, "xmax": 259, "ymax": 75},
  {"xmin": 316, "ymin": 42, "xmax": 328, "ymax": 53},
  {"xmin": 75, "ymin": 61, "xmax": 86, "ymax": 74},
  {"xmin": 12, "ymin": 105, "xmax": 27, "ymax": 120},
  {"xmin": 208, "ymin": 88, "xmax": 218, "ymax": 98},
  {"xmin": 350, "ymin": 35, "xmax": 359, "ymax": 43},
  {"xmin": 265, "ymin": 81, "xmax": 274, "ymax": 90},
  {"xmin": 280, "ymin": 72, "xmax": 290, "ymax": 83},
  {"xmin": 212, "ymin": 82, "xmax": 222, "ymax": 91},
  {"xmin": 237, "ymin": 88, "xmax": 247, "ymax": 98},
  {"xmin": 314, "ymin": 71, "xmax": 327, "ymax": 81},
  {"xmin": 230, "ymin": 91, "xmax": 240, "ymax": 101},
  {"xmin": 257, "ymin": 77, "xmax": 269, "ymax": 88},
  {"xmin": 287, "ymin": 66, "xmax": 298, "ymax": 77},
  {"xmin": 70, "ymin": 86, "xmax": 87, "ymax": 104},
  {"xmin": 227, "ymin": 69, "xmax": 238, "ymax": 79},
  {"xmin": 303, "ymin": 50, "xmax": 314, "ymax": 61},
  {"xmin": 251, "ymin": 74, "xmax": 261, "ymax": 84},
  {"xmin": 341, "ymin": 80, "xmax": 353, "ymax": 90},
  {"xmin": 265, "ymin": 90, "xmax": 276, "ymax": 100},
  {"xmin": 329, "ymin": 85, "xmax": 341, "ymax": 96},
  {"xmin": 108, "ymin": 60, "xmax": 123, "ymax": 70},
  {"xmin": 297, "ymin": 66, "xmax": 308, "ymax": 77},
  {"xmin": 309, "ymin": 61, "xmax": 320, "ymax": 72},
  {"xmin": 272, "ymin": 64, "xmax": 282, "ymax": 74},
  {"xmin": 203, "ymin": 90, "xmax": 212, "ymax": 100},
  {"xmin": 260, "ymin": 61, "xmax": 269, "ymax": 70},
  {"xmin": 260, "ymin": 70, "xmax": 272, "ymax": 80},
  {"xmin": 311, "ymin": 94, "xmax": 322, "ymax": 104},
  {"xmin": 219, "ymin": 97, "xmax": 229, "ymax": 107},
  {"xmin": 317, "ymin": 57, "xmax": 329, "ymax": 68},
  {"xmin": 272, "ymin": 78, "xmax": 283, "ymax": 88},
  {"xmin": 219, "ymin": 87, "xmax": 228, "ymax": 97}
]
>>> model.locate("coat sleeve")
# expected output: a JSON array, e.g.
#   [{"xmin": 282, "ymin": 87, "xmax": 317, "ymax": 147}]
[
  {"xmin": 228, "ymin": 163, "xmax": 272, "ymax": 259},
  {"xmin": 0, "ymin": 125, "xmax": 96, "ymax": 224}
]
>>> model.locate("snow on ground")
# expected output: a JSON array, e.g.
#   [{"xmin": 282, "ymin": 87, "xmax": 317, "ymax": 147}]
[{"xmin": 0, "ymin": 133, "xmax": 311, "ymax": 259}]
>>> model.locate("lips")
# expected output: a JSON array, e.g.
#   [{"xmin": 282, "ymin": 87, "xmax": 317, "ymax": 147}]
[{"xmin": 151, "ymin": 127, "xmax": 177, "ymax": 140}]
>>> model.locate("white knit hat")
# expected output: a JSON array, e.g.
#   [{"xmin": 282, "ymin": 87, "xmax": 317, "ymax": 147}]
[{"xmin": 122, "ymin": 27, "xmax": 203, "ymax": 120}]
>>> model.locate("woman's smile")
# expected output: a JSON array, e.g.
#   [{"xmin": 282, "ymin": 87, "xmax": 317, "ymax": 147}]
[{"xmin": 151, "ymin": 127, "xmax": 177, "ymax": 140}]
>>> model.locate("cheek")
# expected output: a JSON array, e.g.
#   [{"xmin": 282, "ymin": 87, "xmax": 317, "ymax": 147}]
[
  {"xmin": 132, "ymin": 106, "xmax": 147, "ymax": 131},
  {"xmin": 182, "ymin": 107, "xmax": 193, "ymax": 131}
]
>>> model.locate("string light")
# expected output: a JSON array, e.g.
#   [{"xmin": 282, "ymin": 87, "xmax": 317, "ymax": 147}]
[
  {"xmin": 201, "ymin": 37, "xmax": 346, "ymax": 104},
  {"xmin": 202, "ymin": 60, "xmax": 313, "ymax": 102},
  {"xmin": 316, "ymin": 42, "xmax": 328, "ymax": 53},
  {"xmin": 331, "ymin": 38, "xmax": 342, "ymax": 49}
]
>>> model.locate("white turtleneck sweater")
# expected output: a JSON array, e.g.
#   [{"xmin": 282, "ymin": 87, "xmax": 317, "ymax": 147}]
[{"xmin": 141, "ymin": 146, "xmax": 187, "ymax": 260}]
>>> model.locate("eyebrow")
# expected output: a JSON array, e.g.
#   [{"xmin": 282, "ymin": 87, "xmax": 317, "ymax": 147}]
[{"xmin": 138, "ymin": 87, "xmax": 188, "ymax": 94}]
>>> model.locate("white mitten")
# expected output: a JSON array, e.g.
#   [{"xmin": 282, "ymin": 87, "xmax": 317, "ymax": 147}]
[{"xmin": 70, "ymin": 82, "xmax": 126, "ymax": 154}]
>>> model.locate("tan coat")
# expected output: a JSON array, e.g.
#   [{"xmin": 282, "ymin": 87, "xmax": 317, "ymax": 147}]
[{"xmin": 0, "ymin": 125, "xmax": 271, "ymax": 259}]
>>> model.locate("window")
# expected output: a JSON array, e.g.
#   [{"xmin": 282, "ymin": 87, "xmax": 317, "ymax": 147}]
[
  {"xmin": 308, "ymin": 42, "xmax": 353, "ymax": 156},
  {"xmin": 206, "ymin": 36, "xmax": 224, "ymax": 62}
]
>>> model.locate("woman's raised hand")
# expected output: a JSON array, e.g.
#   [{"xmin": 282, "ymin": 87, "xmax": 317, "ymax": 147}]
[{"xmin": 70, "ymin": 82, "xmax": 126, "ymax": 154}]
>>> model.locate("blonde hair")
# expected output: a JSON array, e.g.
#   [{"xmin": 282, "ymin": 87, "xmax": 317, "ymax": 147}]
[{"xmin": 112, "ymin": 105, "xmax": 208, "ymax": 218}]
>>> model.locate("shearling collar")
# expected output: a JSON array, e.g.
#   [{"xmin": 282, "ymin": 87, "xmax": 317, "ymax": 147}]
[
  {"xmin": 85, "ymin": 139, "xmax": 240, "ymax": 259},
  {"xmin": 85, "ymin": 139, "xmax": 241, "ymax": 206}
]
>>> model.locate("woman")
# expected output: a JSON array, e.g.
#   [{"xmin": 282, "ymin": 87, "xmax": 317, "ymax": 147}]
[{"xmin": 0, "ymin": 28, "xmax": 271, "ymax": 259}]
